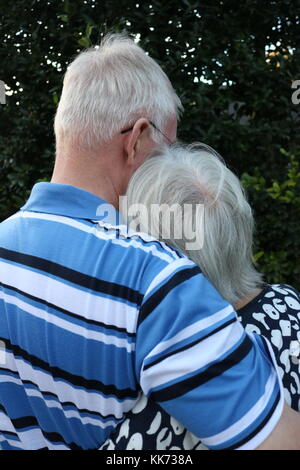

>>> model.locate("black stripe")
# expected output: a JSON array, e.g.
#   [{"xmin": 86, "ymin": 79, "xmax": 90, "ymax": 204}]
[
  {"xmin": 132, "ymin": 233, "xmax": 184, "ymax": 260},
  {"xmin": 223, "ymin": 391, "xmax": 281, "ymax": 450},
  {"xmin": 149, "ymin": 335, "xmax": 253, "ymax": 402},
  {"xmin": 41, "ymin": 430, "xmax": 83, "ymax": 450},
  {"xmin": 1, "ymin": 281, "xmax": 136, "ymax": 338},
  {"xmin": 1, "ymin": 337, "xmax": 138, "ymax": 400},
  {"xmin": 12, "ymin": 415, "xmax": 39, "ymax": 430},
  {"xmin": 143, "ymin": 317, "xmax": 237, "ymax": 371},
  {"xmin": 8, "ymin": 415, "xmax": 84, "ymax": 449},
  {"xmin": 0, "ymin": 429, "xmax": 19, "ymax": 437},
  {"xmin": 0, "ymin": 247, "xmax": 143, "ymax": 306},
  {"xmin": 123, "ymin": 231, "xmax": 184, "ymax": 260},
  {"xmin": 0, "ymin": 368, "xmax": 122, "ymax": 421},
  {"xmin": 95, "ymin": 221, "xmax": 184, "ymax": 260},
  {"xmin": 138, "ymin": 266, "xmax": 202, "ymax": 327}
]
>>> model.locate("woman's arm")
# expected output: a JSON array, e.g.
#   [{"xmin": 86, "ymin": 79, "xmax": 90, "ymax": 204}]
[{"xmin": 257, "ymin": 403, "xmax": 300, "ymax": 450}]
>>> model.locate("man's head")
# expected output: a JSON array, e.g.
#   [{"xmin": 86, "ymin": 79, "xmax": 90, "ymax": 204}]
[
  {"xmin": 54, "ymin": 33, "xmax": 181, "ymax": 150},
  {"xmin": 52, "ymin": 33, "xmax": 182, "ymax": 203}
]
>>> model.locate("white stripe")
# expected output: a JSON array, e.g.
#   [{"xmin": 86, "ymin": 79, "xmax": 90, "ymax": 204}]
[
  {"xmin": 236, "ymin": 333, "xmax": 285, "ymax": 449},
  {"xmin": 199, "ymin": 333, "xmax": 286, "ymax": 449},
  {"xmin": 0, "ymin": 291, "xmax": 135, "ymax": 353},
  {"xmin": 0, "ymin": 409, "xmax": 17, "ymax": 434},
  {"xmin": 144, "ymin": 257, "xmax": 196, "ymax": 298},
  {"xmin": 1, "ymin": 212, "xmax": 22, "ymax": 223},
  {"xmin": 1, "ymin": 260, "xmax": 138, "ymax": 334},
  {"xmin": 0, "ymin": 423, "xmax": 70, "ymax": 450},
  {"xmin": 0, "ymin": 436, "xmax": 25, "ymax": 450},
  {"xmin": 25, "ymin": 388, "xmax": 118, "ymax": 428},
  {"xmin": 0, "ymin": 371, "xmax": 121, "ymax": 428},
  {"xmin": 250, "ymin": 333, "xmax": 286, "ymax": 399},
  {"xmin": 3, "ymin": 430, "xmax": 71, "ymax": 450},
  {"xmin": 95, "ymin": 220, "xmax": 180, "ymax": 260},
  {"xmin": 0, "ymin": 373, "xmax": 21, "ymax": 386},
  {"xmin": 12, "ymin": 428, "xmax": 47, "ymax": 450},
  {"xmin": 237, "ymin": 393, "xmax": 284, "ymax": 450},
  {"xmin": 201, "ymin": 369, "xmax": 278, "ymax": 445},
  {"xmin": 1, "ymin": 352, "xmax": 138, "ymax": 419},
  {"xmin": 141, "ymin": 318, "xmax": 244, "ymax": 395},
  {"xmin": 15, "ymin": 211, "xmax": 175, "ymax": 263},
  {"xmin": 145, "ymin": 305, "xmax": 235, "ymax": 362}
]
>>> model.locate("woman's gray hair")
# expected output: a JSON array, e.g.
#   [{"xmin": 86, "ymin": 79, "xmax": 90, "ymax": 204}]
[
  {"xmin": 123, "ymin": 143, "xmax": 263, "ymax": 306},
  {"xmin": 54, "ymin": 33, "xmax": 182, "ymax": 150}
]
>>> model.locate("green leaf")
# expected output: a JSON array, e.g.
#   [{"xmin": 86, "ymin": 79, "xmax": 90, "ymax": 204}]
[{"xmin": 78, "ymin": 37, "xmax": 91, "ymax": 48}]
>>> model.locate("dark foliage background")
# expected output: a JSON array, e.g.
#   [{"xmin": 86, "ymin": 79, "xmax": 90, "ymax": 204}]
[{"xmin": 1, "ymin": 0, "xmax": 300, "ymax": 288}]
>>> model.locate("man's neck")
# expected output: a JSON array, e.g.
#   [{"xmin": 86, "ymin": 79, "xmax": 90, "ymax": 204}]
[
  {"xmin": 52, "ymin": 142, "xmax": 123, "ymax": 209},
  {"xmin": 51, "ymin": 168, "xmax": 120, "ymax": 209}
]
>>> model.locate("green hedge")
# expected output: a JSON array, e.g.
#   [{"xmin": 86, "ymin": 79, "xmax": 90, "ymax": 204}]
[{"xmin": 1, "ymin": 0, "xmax": 300, "ymax": 289}]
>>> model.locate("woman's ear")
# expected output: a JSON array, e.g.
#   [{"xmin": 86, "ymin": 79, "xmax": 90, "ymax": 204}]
[{"xmin": 123, "ymin": 118, "xmax": 151, "ymax": 167}]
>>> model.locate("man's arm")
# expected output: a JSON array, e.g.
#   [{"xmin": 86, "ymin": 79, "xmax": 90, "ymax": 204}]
[
  {"xmin": 135, "ymin": 260, "xmax": 290, "ymax": 450},
  {"xmin": 256, "ymin": 403, "xmax": 300, "ymax": 450}
]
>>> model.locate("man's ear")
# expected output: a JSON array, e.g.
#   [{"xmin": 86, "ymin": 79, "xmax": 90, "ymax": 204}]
[{"xmin": 123, "ymin": 118, "xmax": 150, "ymax": 166}]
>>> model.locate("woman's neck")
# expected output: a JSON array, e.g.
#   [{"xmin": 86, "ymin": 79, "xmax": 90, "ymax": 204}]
[{"xmin": 234, "ymin": 288, "xmax": 264, "ymax": 311}]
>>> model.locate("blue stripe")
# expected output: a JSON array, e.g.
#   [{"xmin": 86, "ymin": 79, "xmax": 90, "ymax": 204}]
[
  {"xmin": 1, "ymin": 302, "xmax": 137, "ymax": 390},
  {"xmin": 2, "ymin": 215, "xmax": 175, "ymax": 291},
  {"xmin": 0, "ymin": 373, "xmax": 37, "ymax": 418},
  {"xmin": 1, "ymin": 337, "xmax": 138, "ymax": 400},
  {"xmin": 0, "ymin": 439, "xmax": 24, "ymax": 450},
  {"xmin": 29, "ymin": 395, "xmax": 118, "ymax": 438},
  {"xmin": 143, "ymin": 313, "xmax": 237, "ymax": 370},
  {"xmin": 95, "ymin": 222, "xmax": 182, "ymax": 260},
  {"xmin": 2, "ymin": 283, "xmax": 136, "ymax": 340},
  {"xmin": 23, "ymin": 382, "xmax": 121, "ymax": 421},
  {"xmin": 148, "ymin": 332, "xmax": 248, "ymax": 398},
  {"xmin": 0, "ymin": 183, "xmax": 284, "ymax": 450},
  {"xmin": 155, "ymin": 334, "xmax": 277, "ymax": 441},
  {"xmin": 209, "ymin": 387, "xmax": 281, "ymax": 450},
  {"xmin": 0, "ymin": 369, "xmax": 127, "ymax": 423},
  {"xmin": 136, "ymin": 273, "xmax": 231, "ymax": 376},
  {"xmin": 0, "ymin": 248, "xmax": 144, "ymax": 306},
  {"xmin": 0, "ymin": 431, "xmax": 20, "ymax": 442}
]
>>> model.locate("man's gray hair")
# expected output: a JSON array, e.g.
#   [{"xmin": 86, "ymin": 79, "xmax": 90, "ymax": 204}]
[
  {"xmin": 124, "ymin": 143, "xmax": 263, "ymax": 306},
  {"xmin": 54, "ymin": 33, "xmax": 182, "ymax": 150}
]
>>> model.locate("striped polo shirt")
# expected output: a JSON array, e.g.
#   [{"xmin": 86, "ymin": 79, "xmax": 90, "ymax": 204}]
[{"xmin": 0, "ymin": 182, "xmax": 284, "ymax": 450}]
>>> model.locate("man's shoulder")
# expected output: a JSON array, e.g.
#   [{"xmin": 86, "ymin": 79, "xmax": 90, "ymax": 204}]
[
  {"xmin": 94, "ymin": 220, "xmax": 186, "ymax": 263},
  {"xmin": 92, "ymin": 221, "xmax": 196, "ymax": 296},
  {"xmin": 0, "ymin": 211, "xmax": 21, "ymax": 237},
  {"xmin": 0, "ymin": 212, "xmax": 192, "ymax": 300}
]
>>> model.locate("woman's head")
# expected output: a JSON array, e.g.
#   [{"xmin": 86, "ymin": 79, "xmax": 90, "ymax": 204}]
[{"xmin": 123, "ymin": 143, "xmax": 263, "ymax": 305}]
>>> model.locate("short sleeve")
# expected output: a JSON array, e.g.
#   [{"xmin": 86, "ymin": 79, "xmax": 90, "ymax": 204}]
[{"xmin": 135, "ymin": 260, "xmax": 284, "ymax": 450}]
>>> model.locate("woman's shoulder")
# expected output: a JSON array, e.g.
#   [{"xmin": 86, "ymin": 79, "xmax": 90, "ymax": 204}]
[
  {"xmin": 237, "ymin": 281, "xmax": 300, "ymax": 331},
  {"xmin": 266, "ymin": 283, "xmax": 300, "ymax": 305},
  {"xmin": 238, "ymin": 283, "xmax": 300, "ymax": 310}
]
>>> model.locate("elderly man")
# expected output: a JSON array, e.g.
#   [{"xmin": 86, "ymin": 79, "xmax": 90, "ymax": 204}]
[{"xmin": 0, "ymin": 33, "xmax": 299, "ymax": 450}]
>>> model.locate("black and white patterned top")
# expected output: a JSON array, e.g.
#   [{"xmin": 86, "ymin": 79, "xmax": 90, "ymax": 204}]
[{"xmin": 100, "ymin": 283, "xmax": 300, "ymax": 450}]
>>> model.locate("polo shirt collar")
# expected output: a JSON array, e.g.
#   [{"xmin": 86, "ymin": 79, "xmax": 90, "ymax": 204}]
[{"xmin": 21, "ymin": 182, "xmax": 122, "ymax": 223}]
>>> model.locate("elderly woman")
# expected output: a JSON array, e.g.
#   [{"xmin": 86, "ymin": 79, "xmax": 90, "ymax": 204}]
[{"xmin": 101, "ymin": 143, "xmax": 300, "ymax": 450}]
